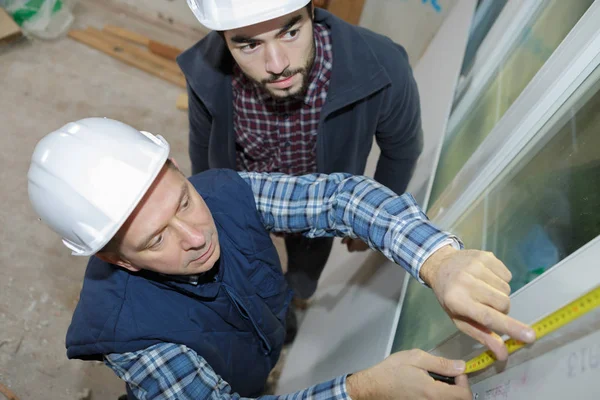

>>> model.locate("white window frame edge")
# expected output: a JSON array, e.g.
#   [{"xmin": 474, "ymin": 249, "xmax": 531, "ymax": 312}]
[
  {"xmin": 385, "ymin": 0, "xmax": 600, "ymax": 358},
  {"xmin": 384, "ymin": 271, "xmax": 412, "ymax": 356},
  {"xmin": 421, "ymin": 0, "xmax": 540, "ymax": 212},
  {"xmin": 431, "ymin": 235, "xmax": 600, "ymax": 380},
  {"xmin": 429, "ymin": 0, "xmax": 600, "ymax": 228},
  {"xmin": 445, "ymin": 0, "xmax": 546, "ymax": 138}
]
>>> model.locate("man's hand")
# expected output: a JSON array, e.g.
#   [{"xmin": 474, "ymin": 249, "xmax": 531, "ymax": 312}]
[
  {"xmin": 346, "ymin": 350, "xmax": 471, "ymax": 400},
  {"xmin": 420, "ymin": 246, "xmax": 536, "ymax": 360},
  {"xmin": 342, "ymin": 237, "xmax": 370, "ymax": 252}
]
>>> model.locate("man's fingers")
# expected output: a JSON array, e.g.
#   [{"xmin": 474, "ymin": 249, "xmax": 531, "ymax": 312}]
[
  {"xmin": 476, "ymin": 305, "xmax": 535, "ymax": 344},
  {"xmin": 471, "ymin": 265, "xmax": 512, "ymax": 296},
  {"xmin": 457, "ymin": 303, "xmax": 535, "ymax": 354},
  {"xmin": 470, "ymin": 250, "xmax": 512, "ymax": 282},
  {"xmin": 454, "ymin": 374, "xmax": 469, "ymax": 388},
  {"xmin": 440, "ymin": 376, "xmax": 473, "ymax": 400},
  {"xmin": 472, "ymin": 280, "xmax": 511, "ymax": 314},
  {"xmin": 404, "ymin": 349, "xmax": 466, "ymax": 377},
  {"xmin": 454, "ymin": 318, "xmax": 508, "ymax": 361}
]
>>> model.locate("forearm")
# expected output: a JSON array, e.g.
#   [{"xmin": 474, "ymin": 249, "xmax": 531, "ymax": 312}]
[
  {"xmin": 104, "ymin": 343, "xmax": 352, "ymax": 400},
  {"xmin": 240, "ymin": 172, "xmax": 461, "ymax": 281}
]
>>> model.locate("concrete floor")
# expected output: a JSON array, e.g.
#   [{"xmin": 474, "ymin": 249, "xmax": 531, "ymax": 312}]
[{"xmin": 0, "ymin": 1, "xmax": 204, "ymax": 398}]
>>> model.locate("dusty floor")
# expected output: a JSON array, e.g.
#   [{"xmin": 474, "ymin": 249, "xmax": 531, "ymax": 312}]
[{"xmin": 0, "ymin": 1, "xmax": 214, "ymax": 398}]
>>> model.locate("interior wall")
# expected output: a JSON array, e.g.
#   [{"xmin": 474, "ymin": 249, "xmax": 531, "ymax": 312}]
[
  {"xmin": 359, "ymin": 0, "xmax": 458, "ymax": 65},
  {"xmin": 406, "ymin": 0, "xmax": 477, "ymax": 207}
]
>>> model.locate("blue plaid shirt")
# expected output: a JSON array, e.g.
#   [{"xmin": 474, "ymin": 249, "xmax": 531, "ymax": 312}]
[{"xmin": 104, "ymin": 172, "xmax": 460, "ymax": 399}]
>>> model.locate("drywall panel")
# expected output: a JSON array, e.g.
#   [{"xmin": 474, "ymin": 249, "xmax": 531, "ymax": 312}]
[
  {"xmin": 405, "ymin": 0, "xmax": 477, "ymax": 207},
  {"xmin": 359, "ymin": 0, "xmax": 457, "ymax": 65}
]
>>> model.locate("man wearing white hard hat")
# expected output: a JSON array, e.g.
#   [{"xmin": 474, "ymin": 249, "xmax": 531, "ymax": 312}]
[
  {"xmin": 178, "ymin": 0, "xmax": 426, "ymax": 339},
  {"xmin": 28, "ymin": 118, "xmax": 535, "ymax": 399}
]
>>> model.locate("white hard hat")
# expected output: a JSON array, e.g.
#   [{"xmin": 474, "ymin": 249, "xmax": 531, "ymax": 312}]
[
  {"xmin": 28, "ymin": 117, "xmax": 170, "ymax": 256},
  {"xmin": 186, "ymin": 0, "xmax": 311, "ymax": 31}
]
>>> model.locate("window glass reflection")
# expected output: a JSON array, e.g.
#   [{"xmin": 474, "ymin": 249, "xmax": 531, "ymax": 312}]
[{"xmin": 429, "ymin": 0, "xmax": 594, "ymax": 207}]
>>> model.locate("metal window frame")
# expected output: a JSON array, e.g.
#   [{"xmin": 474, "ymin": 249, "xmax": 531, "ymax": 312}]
[
  {"xmin": 429, "ymin": 0, "xmax": 600, "ymax": 227},
  {"xmin": 421, "ymin": 0, "xmax": 548, "ymax": 213},
  {"xmin": 385, "ymin": 0, "xmax": 600, "ymax": 358},
  {"xmin": 449, "ymin": 0, "xmax": 544, "ymax": 117}
]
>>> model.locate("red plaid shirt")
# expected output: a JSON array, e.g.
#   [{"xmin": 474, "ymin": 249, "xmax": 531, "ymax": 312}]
[{"xmin": 232, "ymin": 23, "xmax": 332, "ymax": 175}]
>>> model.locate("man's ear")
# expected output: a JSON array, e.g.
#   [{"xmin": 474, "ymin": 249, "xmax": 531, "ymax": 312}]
[{"xmin": 95, "ymin": 252, "xmax": 141, "ymax": 272}]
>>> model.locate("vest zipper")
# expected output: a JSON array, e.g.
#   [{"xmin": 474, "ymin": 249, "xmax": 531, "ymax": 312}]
[{"xmin": 223, "ymin": 284, "xmax": 272, "ymax": 355}]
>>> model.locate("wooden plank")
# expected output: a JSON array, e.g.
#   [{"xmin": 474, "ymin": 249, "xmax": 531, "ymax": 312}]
[
  {"xmin": 103, "ymin": 24, "xmax": 183, "ymax": 62},
  {"xmin": 326, "ymin": 0, "xmax": 366, "ymax": 25},
  {"xmin": 176, "ymin": 92, "xmax": 189, "ymax": 111},
  {"xmin": 86, "ymin": 27, "xmax": 183, "ymax": 75},
  {"xmin": 0, "ymin": 8, "xmax": 22, "ymax": 45},
  {"xmin": 68, "ymin": 29, "xmax": 186, "ymax": 88},
  {"xmin": 148, "ymin": 40, "xmax": 183, "ymax": 61},
  {"xmin": 102, "ymin": 24, "xmax": 149, "ymax": 46},
  {"xmin": 313, "ymin": 0, "xmax": 331, "ymax": 9}
]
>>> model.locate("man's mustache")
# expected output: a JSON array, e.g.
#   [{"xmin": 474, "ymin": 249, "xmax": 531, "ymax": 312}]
[{"xmin": 262, "ymin": 68, "xmax": 305, "ymax": 84}]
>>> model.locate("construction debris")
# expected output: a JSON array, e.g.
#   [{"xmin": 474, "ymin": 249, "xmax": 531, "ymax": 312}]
[
  {"xmin": 0, "ymin": 381, "xmax": 19, "ymax": 400},
  {"xmin": 67, "ymin": 24, "xmax": 190, "ymax": 111},
  {"xmin": 0, "ymin": 8, "xmax": 23, "ymax": 45}
]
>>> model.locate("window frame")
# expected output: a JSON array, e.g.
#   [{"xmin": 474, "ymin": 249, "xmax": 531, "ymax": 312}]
[{"xmin": 386, "ymin": 0, "xmax": 600, "ymax": 358}]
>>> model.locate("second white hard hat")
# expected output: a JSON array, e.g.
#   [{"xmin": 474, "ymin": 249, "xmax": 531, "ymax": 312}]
[
  {"xmin": 27, "ymin": 117, "xmax": 170, "ymax": 256},
  {"xmin": 186, "ymin": 0, "xmax": 311, "ymax": 31}
]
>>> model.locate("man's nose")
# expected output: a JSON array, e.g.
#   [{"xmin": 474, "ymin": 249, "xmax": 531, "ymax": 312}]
[
  {"xmin": 265, "ymin": 42, "xmax": 290, "ymax": 76},
  {"xmin": 175, "ymin": 219, "xmax": 206, "ymax": 250}
]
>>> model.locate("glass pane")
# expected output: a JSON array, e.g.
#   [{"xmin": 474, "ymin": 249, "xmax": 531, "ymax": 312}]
[
  {"xmin": 480, "ymin": 67, "xmax": 600, "ymax": 292},
  {"xmin": 460, "ymin": 0, "xmax": 508, "ymax": 77},
  {"xmin": 428, "ymin": 0, "xmax": 594, "ymax": 207},
  {"xmin": 392, "ymin": 63, "xmax": 600, "ymax": 353}
]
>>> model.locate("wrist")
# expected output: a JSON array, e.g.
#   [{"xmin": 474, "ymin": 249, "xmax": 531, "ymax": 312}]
[
  {"xmin": 345, "ymin": 371, "xmax": 374, "ymax": 400},
  {"xmin": 419, "ymin": 245, "xmax": 457, "ymax": 287}
]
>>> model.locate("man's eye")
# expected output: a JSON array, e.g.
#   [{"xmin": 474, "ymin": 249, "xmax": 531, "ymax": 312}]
[
  {"xmin": 283, "ymin": 29, "xmax": 299, "ymax": 40},
  {"xmin": 241, "ymin": 42, "xmax": 259, "ymax": 53},
  {"xmin": 150, "ymin": 235, "xmax": 163, "ymax": 250}
]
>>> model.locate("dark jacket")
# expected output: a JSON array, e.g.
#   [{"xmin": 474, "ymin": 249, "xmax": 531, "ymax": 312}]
[
  {"xmin": 66, "ymin": 169, "xmax": 292, "ymax": 397},
  {"xmin": 177, "ymin": 8, "xmax": 423, "ymax": 195}
]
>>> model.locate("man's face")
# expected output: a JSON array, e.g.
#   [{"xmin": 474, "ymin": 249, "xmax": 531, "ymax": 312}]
[
  {"xmin": 224, "ymin": 7, "xmax": 315, "ymax": 100},
  {"xmin": 107, "ymin": 163, "xmax": 220, "ymax": 275}
]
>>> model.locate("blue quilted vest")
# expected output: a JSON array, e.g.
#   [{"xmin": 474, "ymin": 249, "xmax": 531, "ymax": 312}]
[{"xmin": 65, "ymin": 169, "xmax": 293, "ymax": 396}]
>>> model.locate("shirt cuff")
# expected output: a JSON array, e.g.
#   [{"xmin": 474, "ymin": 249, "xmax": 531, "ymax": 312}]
[
  {"xmin": 339, "ymin": 374, "xmax": 353, "ymax": 399},
  {"xmin": 414, "ymin": 236, "xmax": 463, "ymax": 286}
]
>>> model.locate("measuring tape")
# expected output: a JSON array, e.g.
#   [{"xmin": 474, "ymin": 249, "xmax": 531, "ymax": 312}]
[{"xmin": 464, "ymin": 285, "xmax": 600, "ymax": 374}]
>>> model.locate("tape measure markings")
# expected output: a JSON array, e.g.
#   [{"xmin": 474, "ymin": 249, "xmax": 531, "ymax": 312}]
[{"xmin": 465, "ymin": 285, "xmax": 600, "ymax": 374}]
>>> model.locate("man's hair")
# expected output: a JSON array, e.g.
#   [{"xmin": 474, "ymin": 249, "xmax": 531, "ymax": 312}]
[{"xmin": 97, "ymin": 159, "xmax": 178, "ymax": 255}]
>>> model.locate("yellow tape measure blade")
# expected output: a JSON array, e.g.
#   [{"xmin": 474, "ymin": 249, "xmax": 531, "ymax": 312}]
[{"xmin": 464, "ymin": 285, "xmax": 600, "ymax": 375}]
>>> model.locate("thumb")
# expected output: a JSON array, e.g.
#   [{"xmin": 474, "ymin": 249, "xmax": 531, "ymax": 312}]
[{"xmin": 407, "ymin": 351, "xmax": 466, "ymax": 377}]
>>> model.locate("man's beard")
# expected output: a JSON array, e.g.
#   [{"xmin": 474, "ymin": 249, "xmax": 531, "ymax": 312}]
[{"xmin": 253, "ymin": 39, "xmax": 316, "ymax": 101}]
